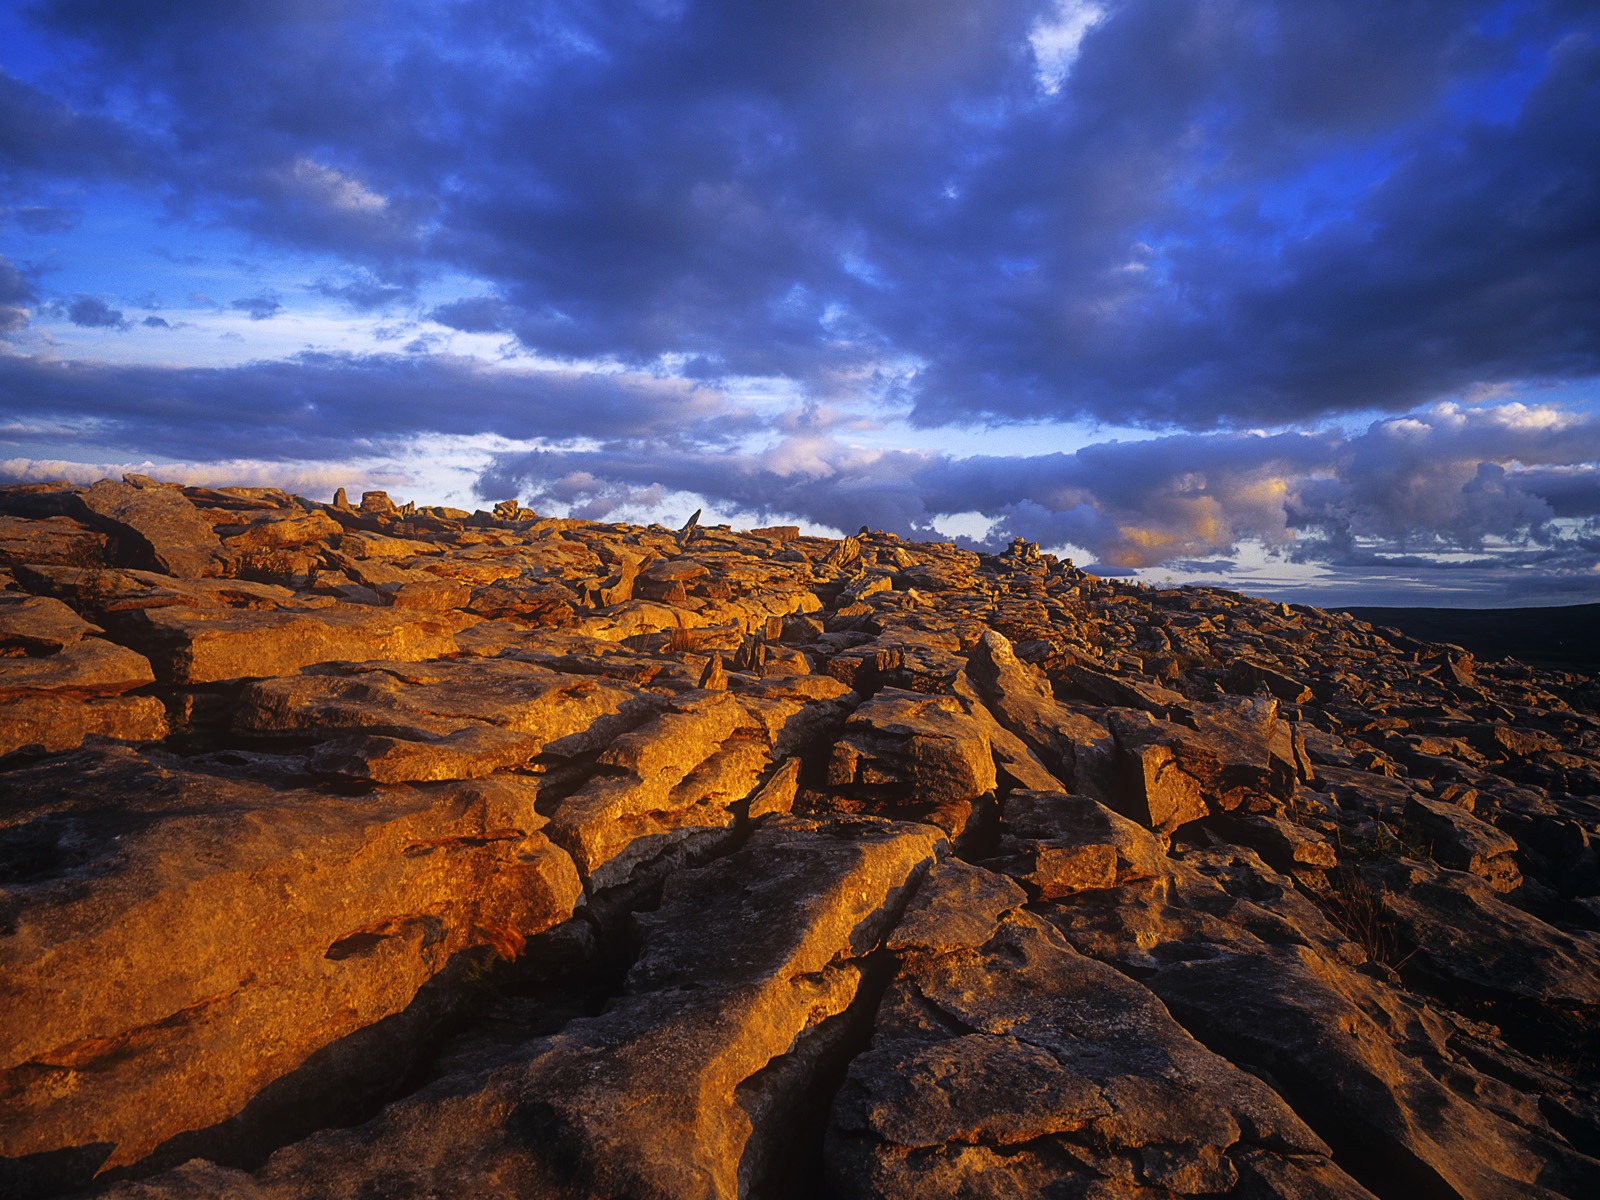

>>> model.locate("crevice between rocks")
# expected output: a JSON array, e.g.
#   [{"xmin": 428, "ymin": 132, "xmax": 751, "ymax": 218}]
[
  {"xmin": 1149, "ymin": 994, "xmax": 1472, "ymax": 1200},
  {"xmin": 731, "ymin": 840, "xmax": 943, "ymax": 1200},
  {"xmin": 733, "ymin": 949, "xmax": 900, "ymax": 1200}
]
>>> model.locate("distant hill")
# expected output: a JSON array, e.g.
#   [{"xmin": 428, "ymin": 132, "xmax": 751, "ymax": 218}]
[{"xmin": 1341, "ymin": 602, "xmax": 1600, "ymax": 675}]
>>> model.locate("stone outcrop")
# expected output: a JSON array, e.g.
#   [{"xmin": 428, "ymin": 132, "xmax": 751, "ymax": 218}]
[
  {"xmin": 2, "ymin": 477, "xmax": 1600, "ymax": 1199},
  {"xmin": 0, "ymin": 594, "xmax": 165, "ymax": 756},
  {"xmin": 1, "ymin": 749, "xmax": 581, "ymax": 1181}
]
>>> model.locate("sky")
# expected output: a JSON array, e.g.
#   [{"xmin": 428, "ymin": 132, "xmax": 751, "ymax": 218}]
[{"xmin": 2, "ymin": 0, "xmax": 1599, "ymax": 606}]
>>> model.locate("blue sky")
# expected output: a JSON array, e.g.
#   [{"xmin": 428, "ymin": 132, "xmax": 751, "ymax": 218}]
[{"xmin": 3, "ymin": 0, "xmax": 1599, "ymax": 604}]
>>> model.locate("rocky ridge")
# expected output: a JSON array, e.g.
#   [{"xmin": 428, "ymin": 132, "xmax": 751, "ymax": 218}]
[{"xmin": 2, "ymin": 474, "xmax": 1599, "ymax": 1199}]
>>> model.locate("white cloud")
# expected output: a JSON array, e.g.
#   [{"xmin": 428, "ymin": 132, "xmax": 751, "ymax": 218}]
[
  {"xmin": 0, "ymin": 456, "xmax": 406, "ymax": 496},
  {"xmin": 1029, "ymin": 1, "xmax": 1108, "ymax": 95},
  {"xmin": 288, "ymin": 158, "xmax": 388, "ymax": 214}
]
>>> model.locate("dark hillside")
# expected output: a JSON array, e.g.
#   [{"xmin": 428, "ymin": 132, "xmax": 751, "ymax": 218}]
[{"xmin": 1343, "ymin": 603, "xmax": 1600, "ymax": 675}]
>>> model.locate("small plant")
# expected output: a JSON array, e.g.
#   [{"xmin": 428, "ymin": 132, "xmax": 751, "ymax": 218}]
[
  {"xmin": 1171, "ymin": 648, "xmax": 1219, "ymax": 673},
  {"xmin": 1332, "ymin": 817, "xmax": 1434, "ymax": 866},
  {"xmin": 62, "ymin": 537, "xmax": 117, "ymax": 619},
  {"xmin": 1318, "ymin": 867, "xmax": 1417, "ymax": 970},
  {"xmin": 1533, "ymin": 1005, "xmax": 1600, "ymax": 1080}
]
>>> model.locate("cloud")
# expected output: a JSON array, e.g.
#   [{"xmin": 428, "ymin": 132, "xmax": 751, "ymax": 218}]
[
  {"xmin": 0, "ymin": 350, "xmax": 754, "ymax": 464},
  {"xmin": 1029, "ymin": 0, "xmax": 1107, "ymax": 94},
  {"xmin": 14, "ymin": 2, "xmax": 1595, "ymax": 428},
  {"xmin": 428, "ymin": 296, "xmax": 512, "ymax": 334},
  {"xmin": 5, "ymin": 1, "xmax": 1600, "ymax": 606},
  {"xmin": 67, "ymin": 293, "xmax": 128, "ymax": 329},
  {"xmin": 0, "ymin": 253, "xmax": 36, "ymax": 333},
  {"xmin": 0, "ymin": 455, "xmax": 405, "ymax": 499},
  {"xmin": 0, "ymin": 69, "xmax": 145, "ymax": 188},
  {"xmin": 314, "ymin": 273, "xmax": 414, "ymax": 311},
  {"xmin": 8, "ymin": 204, "xmax": 79, "ymax": 233},
  {"xmin": 478, "ymin": 399, "xmax": 1600, "ymax": 585},
  {"xmin": 286, "ymin": 158, "xmax": 386, "ymax": 216},
  {"xmin": 230, "ymin": 295, "xmax": 282, "ymax": 320}
]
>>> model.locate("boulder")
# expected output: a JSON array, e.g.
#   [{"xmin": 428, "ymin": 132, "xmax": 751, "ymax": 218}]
[
  {"xmin": 986, "ymin": 790, "xmax": 1168, "ymax": 900},
  {"xmin": 71, "ymin": 480, "xmax": 226, "ymax": 578},
  {"xmin": 964, "ymin": 629, "xmax": 1117, "ymax": 795},
  {"xmin": 826, "ymin": 688, "xmax": 996, "ymax": 807},
  {"xmin": 1106, "ymin": 696, "xmax": 1297, "ymax": 830},
  {"xmin": 1404, "ymin": 794, "xmax": 1521, "ymax": 891},
  {"xmin": 1224, "ymin": 812, "xmax": 1339, "ymax": 871}
]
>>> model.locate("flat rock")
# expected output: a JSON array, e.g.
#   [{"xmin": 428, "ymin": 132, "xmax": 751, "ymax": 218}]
[
  {"xmin": 127, "ymin": 605, "xmax": 474, "ymax": 684},
  {"xmin": 831, "ymin": 906, "xmax": 1367, "ymax": 1199},
  {"xmin": 1366, "ymin": 859, "xmax": 1600, "ymax": 1010},
  {"xmin": 543, "ymin": 691, "xmax": 767, "ymax": 890},
  {"xmin": 0, "ymin": 595, "xmax": 163, "ymax": 755},
  {"xmin": 0, "ymin": 637, "xmax": 156, "ymax": 695},
  {"xmin": 236, "ymin": 657, "xmax": 650, "ymax": 783},
  {"xmin": 220, "ymin": 511, "xmax": 341, "ymax": 553},
  {"xmin": 1150, "ymin": 942, "xmax": 1600, "ymax": 1200},
  {"xmin": 0, "ymin": 747, "xmax": 581, "ymax": 1185},
  {"xmin": 0, "ymin": 516, "xmax": 107, "ymax": 568},
  {"xmin": 0, "ymin": 693, "xmax": 168, "ymax": 758},
  {"xmin": 884, "ymin": 857, "xmax": 1028, "ymax": 954},
  {"xmin": 104, "ymin": 817, "xmax": 944, "ymax": 1200},
  {"xmin": 0, "ymin": 593, "xmax": 104, "ymax": 654},
  {"xmin": 0, "ymin": 483, "xmax": 1597, "ymax": 1200}
]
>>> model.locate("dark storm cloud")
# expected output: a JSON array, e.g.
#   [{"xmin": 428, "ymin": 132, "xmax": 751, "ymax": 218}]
[
  {"xmin": 0, "ymin": 70, "xmax": 145, "ymax": 191},
  {"xmin": 67, "ymin": 293, "xmax": 127, "ymax": 328},
  {"xmin": 16, "ymin": 1, "xmax": 1598, "ymax": 427},
  {"xmin": 229, "ymin": 295, "xmax": 282, "ymax": 320},
  {"xmin": 0, "ymin": 350, "xmax": 754, "ymax": 464},
  {"xmin": 314, "ymin": 274, "xmax": 415, "ymax": 311},
  {"xmin": 428, "ymin": 296, "xmax": 512, "ymax": 334},
  {"xmin": 0, "ymin": 254, "xmax": 37, "ymax": 333}
]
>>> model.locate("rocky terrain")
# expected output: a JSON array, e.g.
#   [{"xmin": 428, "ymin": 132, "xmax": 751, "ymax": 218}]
[{"xmin": 3, "ymin": 474, "xmax": 1600, "ymax": 1200}]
